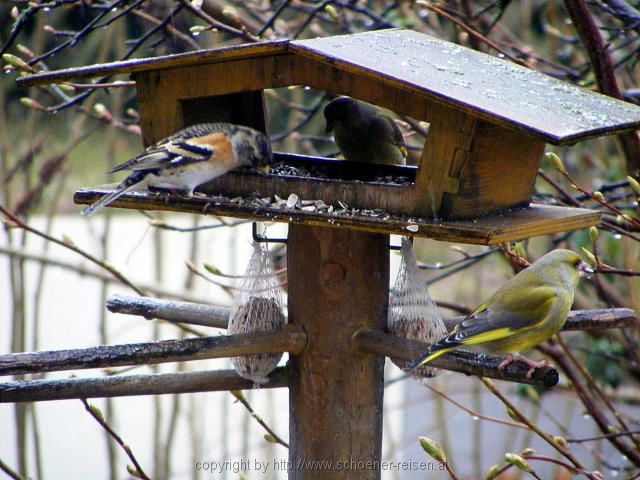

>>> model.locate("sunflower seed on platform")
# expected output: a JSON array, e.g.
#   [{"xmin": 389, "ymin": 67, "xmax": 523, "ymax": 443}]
[{"xmin": 286, "ymin": 194, "xmax": 299, "ymax": 209}]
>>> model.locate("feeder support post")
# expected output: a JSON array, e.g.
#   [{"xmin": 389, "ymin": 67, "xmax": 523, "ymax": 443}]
[{"xmin": 287, "ymin": 225, "xmax": 389, "ymax": 479}]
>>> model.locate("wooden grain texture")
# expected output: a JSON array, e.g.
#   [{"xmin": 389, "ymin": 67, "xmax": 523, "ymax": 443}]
[
  {"xmin": 19, "ymin": 30, "xmax": 640, "ymax": 145},
  {"xmin": 73, "ymin": 187, "xmax": 601, "ymax": 245},
  {"xmin": 108, "ymin": 295, "xmax": 637, "ymax": 334},
  {"xmin": 135, "ymin": 54, "xmax": 295, "ymax": 144},
  {"xmin": 81, "ymin": 35, "xmax": 613, "ymax": 220},
  {"xmin": 203, "ymin": 159, "xmax": 416, "ymax": 216},
  {"xmin": 106, "ymin": 294, "xmax": 229, "ymax": 329},
  {"xmin": 440, "ymin": 121, "xmax": 547, "ymax": 217},
  {"xmin": 291, "ymin": 29, "xmax": 640, "ymax": 144},
  {"xmin": 0, "ymin": 325, "xmax": 306, "ymax": 377},
  {"xmin": 16, "ymin": 41, "xmax": 289, "ymax": 87},
  {"xmin": 286, "ymin": 56, "xmax": 548, "ymax": 217},
  {"xmin": 560, "ymin": 308, "xmax": 638, "ymax": 330},
  {"xmin": 53, "ymin": 30, "xmax": 639, "ymax": 218},
  {"xmin": 287, "ymin": 226, "xmax": 388, "ymax": 479},
  {"xmin": 135, "ymin": 71, "xmax": 182, "ymax": 146},
  {"xmin": 445, "ymin": 308, "xmax": 637, "ymax": 332},
  {"xmin": 415, "ymin": 106, "xmax": 473, "ymax": 215},
  {"xmin": 0, "ymin": 368, "xmax": 288, "ymax": 403},
  {"xmin": 354, "ymin": 330, "xmax": 559, "ymax": 387}
]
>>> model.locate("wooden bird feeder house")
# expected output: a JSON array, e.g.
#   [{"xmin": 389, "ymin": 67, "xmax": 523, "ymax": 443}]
[
  {"xmin": 8, "ymin": 29, "xmax": 640, "ymax": 480},
  {"xmin": 18, "ymin": 29, "xmax": 640, "ymax": 243}
]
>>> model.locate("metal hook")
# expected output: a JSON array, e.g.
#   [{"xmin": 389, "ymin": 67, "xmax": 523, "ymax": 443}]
[
  {"xmin": 389, "ymin": 242, "xmax": 402, "ymax": 251},
  {"xmin": 252, "ymin": 222, "xmax": 288, "ymax": 245}
]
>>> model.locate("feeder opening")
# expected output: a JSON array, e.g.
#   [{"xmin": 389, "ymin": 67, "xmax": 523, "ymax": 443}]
[{"xmin": 183, "ymin": 87, "xmax": 425, "ymax": 187}]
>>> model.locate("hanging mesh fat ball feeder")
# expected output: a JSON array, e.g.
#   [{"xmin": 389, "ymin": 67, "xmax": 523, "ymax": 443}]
[
  {"xmin": 389, "ymin": 238, "xmax": 447, "ymax": 381},
  {"xmin": 228, "ymin": 243, "xmax": 287, "ymax": 384}
]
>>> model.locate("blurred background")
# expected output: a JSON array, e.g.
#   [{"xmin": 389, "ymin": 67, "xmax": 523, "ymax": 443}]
[{"xmin": 1, "ymin": 1, "xmax": 640, "ymax": 479}]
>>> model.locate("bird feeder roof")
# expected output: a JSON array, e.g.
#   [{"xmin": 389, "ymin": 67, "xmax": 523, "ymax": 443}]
[{"xmin": 17, "ymin": 29, "xmax": 640, "ymax": 145}]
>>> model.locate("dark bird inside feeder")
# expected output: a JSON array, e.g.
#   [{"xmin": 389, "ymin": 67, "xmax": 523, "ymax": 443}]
[
  {"xmin": 82, "ymin": 123, "xmax": 273, "ymax": 216},
  {"xmin": 324, "ymin": 97, "xmax": 408, "ymax": 166}
]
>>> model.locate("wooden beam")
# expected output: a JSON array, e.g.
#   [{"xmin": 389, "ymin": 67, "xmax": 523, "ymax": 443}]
[
  {"xmin": 353, "ymin": 330, "xmax": 559, "ymax": 388},
  {"xmin": 2, "ymin": 308, "xmax": 633, "ymax": 402},
  {"xmin": 17, "ymin": 30, "xmax": 640, "ymax": 144},
  {"xmin": 106, "ymin": 294, "xmax": 229, "ymax": 329},
  {"xmin": 73, "ymin": 188, "xmax": 600, "ymax": 246},
  {"xmin": 288, "ymin": 225, "xmax": 388, "ymax": 479},
  {"xmin": 559, "ymin": 308, "xmax": 638, "ymax": 330},
  {"xmin": 106, "ymin": 294, "xmax": 636, "ymax": 333},
  {"xmin": 16, "ymin": 41, "xmax": 290, "ymax": 87},
  {"xmin": 0, "ymin": 325, "xmax": 306, "ymax": 377},
  {"xmin": 291, "ymin": 30, "xmax": 640, "ymax": 145},
  {"xmin": 0, "ymin": 368, "xmax": 288, "ymax": 403}
]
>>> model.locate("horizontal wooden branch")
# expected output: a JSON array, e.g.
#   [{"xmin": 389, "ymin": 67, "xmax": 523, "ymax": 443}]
[
  {"xmin": 108, "ymin": 295, "xmax": 637, "ymax": 334},
  {"xmin": 3, "ymin": 297, "xmax": 631, "ymax": 388},
  {"xmin": 444, "ymin": 308, "xmax": 637, "ymax": 332},
  {"xmin": 353, "ymin": 330, "xmax": 559, "ymax": 387},
  {"xmin": 0, "ymin": 368, "xmax": 288, "ymax": 403},
  {"xmin": 0, "ymin": 325, "xmax": 306, "ymax": 377},
  {"xmin": 107, "ymin": 294, "xmax": 229, "ymax": 329},
  {"xmin": 557, "ymin": 308, "xmax": 637, "ymax": 331}
]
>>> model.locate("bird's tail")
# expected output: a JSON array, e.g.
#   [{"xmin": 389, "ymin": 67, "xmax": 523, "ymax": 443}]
[
  {"xmin": 405, "ymin": 332, "xmax": 462, "ymax": 370},
  {"xmin": 81, "ymin": 183, "xmax": 136, "ymax": 217}
]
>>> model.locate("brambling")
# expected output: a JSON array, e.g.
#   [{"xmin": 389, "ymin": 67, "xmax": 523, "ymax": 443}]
[
  {"xmin": 324, "ymin": 96, "xmax": 407, "ymax": 165},
  {"xmin": 82, "ymin": 123, "xmax": 273, "ymax": 216}
]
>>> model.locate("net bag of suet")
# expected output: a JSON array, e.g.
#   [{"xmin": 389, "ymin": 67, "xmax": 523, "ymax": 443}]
[
  {"xmin": 229, "ymin": 243, "xmax": 287, "ymax": 384},
  {"xmin": 388, "ymin": 238, "xmax": 448, "ymax": 380}
]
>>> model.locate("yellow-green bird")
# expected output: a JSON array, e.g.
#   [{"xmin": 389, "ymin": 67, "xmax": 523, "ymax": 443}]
[
  {"xmin": 324, "ymin": 97, "xmax": 407, "ymax": 165},
  {"xmin": 406, "ymin": 249, "xmax": 591, "ymax": 377}
]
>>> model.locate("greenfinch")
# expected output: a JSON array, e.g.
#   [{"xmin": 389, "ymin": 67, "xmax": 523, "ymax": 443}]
[
  {"xmin": 324, "ymin": 97, "xmax": 408, "ymax": 165},
  {"xmin": 406, "ymin": 249, "xmax": 591, "ymax": 377}
]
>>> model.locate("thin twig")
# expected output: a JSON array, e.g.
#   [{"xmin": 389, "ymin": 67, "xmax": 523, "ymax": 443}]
[
  {"xmin": 567, "ymin": 429, "xmax": 640, "ymax": 443},
  {"xmin": 184, "ymin": 261, "xmax": 235, "ymax": 296},
  {"xmin": 415, "ymin": 1, "xmax": 528, "ymax": 66},
  {"xmin": 131, "ymin": 8, "xmax": 200, "ymax": 50},
  {"xmin": 1, "ymin": 201, "xmax": 202, "ymax": 336},
  {"xmin": 0, "ymin": 204, "xmax": 145, "ymax": 295},
  {"xmin": 0, "ymin": 458, "xmax": 26, "ymax": 480},
  {"xmin": 559, "ymin": 170, "xmax": 640, "ymax": 229},
  {"xmin": 480, "ymin": 377, "xmax": 589, "ymax": 472},
  {"xmin": 422, "ymin": 381, "xmax": 528, "ymax": 430},
  {"xmin": 0, "ymin": 245, "xmax": 214, "ymax": 305},
  {"xmin": 60, "ymin": 81, "xmax": 136, "ymax": 90},
  {"xmin": 81, "ymin": 398, "xmax": 151, "ymax": 480},
  {"xmin": 230, "ymin": 390, "xmax": 289, "ymax": 448},
  {"xmin": 177, "ymin": 0, "xmax": 259, "ymax": 42},
  {"xmin": 594, "ymin": 266, "xmax": 640, "ymax": 277},
  {"xmin": 28, "ymin": 0, "xmax": 129, "ymax": 66},
  {"xmin": 564, "ymin": 0, "xmax": 640, "ymax": 177},
  {"xmin": 538, "ymin": 343, "xmax": 640, "ymax": 466},
  {"xmin": 444, "ymin": 460, "xmax": 460, "ymax": 480},
  {"xmin": 556, "ymin": 335, "xmax": 640, "ymax": 451}
]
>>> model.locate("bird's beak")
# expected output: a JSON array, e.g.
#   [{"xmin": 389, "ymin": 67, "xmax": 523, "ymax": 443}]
[
  {"xmin": 578, "ymin": 261, "xmax": 594, "ymax": 277},
  {"xmin": 260, "ymin": 165, "xmax": 271, "ymax": 175}
]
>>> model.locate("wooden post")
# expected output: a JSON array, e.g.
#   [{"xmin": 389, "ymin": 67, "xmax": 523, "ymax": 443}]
[{"xmin": 287, "ymin": 225, "xmax": 389, "ymax": 479}]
